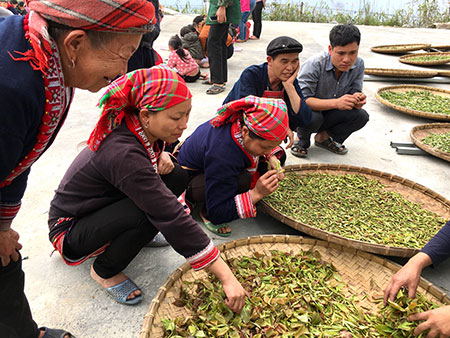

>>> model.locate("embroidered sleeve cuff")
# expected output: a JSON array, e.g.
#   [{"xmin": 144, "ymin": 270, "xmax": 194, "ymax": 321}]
[
  {"xmin": 187, "ymin": 240, "xmax": 220, "ymax": 271},
  {"xmin": 263, "ymin": 146, "xmax": 284, "ymax": 161},
  {"xmin": 0, "ymin": 202, "xmax": 21, "ymax": 230},
  {"xmin": 235, "ymin": 191, "xmax": 257, "ymax": 219}
]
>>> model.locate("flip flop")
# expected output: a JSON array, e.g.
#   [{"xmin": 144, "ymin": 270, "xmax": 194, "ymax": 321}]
[
  {"xmin": 39, "ymin": 327, "xmax": 75, "ymax": 338},
  {"xmin": 315, "ymin": 137, "xmax": 348, "ymax": 155},
  {"xmin": 290, "ymin": 140, "xmax": 308, "ymax": 158},
  {"xmin": 199, "ymin": 73, "xmax": 209, "ymax": 80},
  {"xmin": 202, "ymin": 79, "xmax": 212, "ymax": 85},
  {"xmin": 105, "ymin": 278, "xmax": 143, "ymax": 305},
  {"xmin": 206, "ymin": 84, "xmax": 226, "ymax": 95},
  {"xmin": 199, "ymin": 209, "xmax": 231, "ymax": 237}
]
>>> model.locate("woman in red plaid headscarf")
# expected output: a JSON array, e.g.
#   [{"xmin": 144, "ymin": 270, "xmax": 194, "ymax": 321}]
[
  {"xmin": 177, "ymin": 95, "xmax": 289, "ymax": 237},
  {"xmin": 0, "ymin": 1, "xmax": 156, "ymax": 337},
  {"xmin": 47, "ymin": 66, "xmax": 247, "ymax": 312}
]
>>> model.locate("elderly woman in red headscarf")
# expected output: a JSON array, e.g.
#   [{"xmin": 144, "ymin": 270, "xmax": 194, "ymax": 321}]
[
  {"xmin": 0, "ymin": 1, "xmax": 156, "ymax": 337},
  {"xmin": 47, "ymin": 66, "xmax": 247, "ymax": 311},
  {"xmin": 176, "ymin": 96, "xmax": 289, "ymax": 237}
]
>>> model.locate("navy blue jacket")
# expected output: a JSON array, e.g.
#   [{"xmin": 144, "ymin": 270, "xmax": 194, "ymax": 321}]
[{"xmin": 422, "ymin": 220, "xmax": 450, "ymax": 266}]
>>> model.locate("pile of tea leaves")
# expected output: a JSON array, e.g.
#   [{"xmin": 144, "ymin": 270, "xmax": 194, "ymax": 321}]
[
  {"xmin": 162, "ymin": 250, "xmax": 437, "ymax": 337},
  {"xmin": 263, "ymin": 173, "xmax": 446, "ymax": 248},
  {"xmin": 378, "ymin": 90, "xmax": 450, "ymax": 115},
  {"xmin": 422, "ymin": 132, "xmax": 450, "ymax": 153}
]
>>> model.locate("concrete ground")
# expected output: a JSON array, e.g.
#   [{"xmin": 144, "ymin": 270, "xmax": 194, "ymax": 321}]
[{"xmin": 13, "ymin": 13, "xmax": 450, "ymax": 338}]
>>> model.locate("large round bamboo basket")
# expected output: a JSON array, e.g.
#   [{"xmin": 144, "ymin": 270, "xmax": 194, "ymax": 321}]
[
  {"xmin": 140, "ymin": 235, "xmax": 450, "ymax": 338},
  {"xmin": 375, "ymin": 84, "xmax": 450, "ymax": 121},
  {"xmin": 411, "ymin": 123, "xmax": 450, "ymax": 162},
  {"xmin": 428, "ymin": 45, "xmax": 450, "ymax": 52},
  {"xmin": 438, "ymin": 70, "xmax": 450, "ymax": 77},
  {"xmin": 371, "ymin": 44, "xmax": 431, "ymax": 54},
  {"xmin": 259, "ymin": 164, "xmax": 450, "ymax": 257},
  {"xmin": 399, "ymin": 52, "xmax": 450, "ymax": 66},
  {"xmin": 364, "ymin": 68, "xmax": 437, "ymax": 78}
]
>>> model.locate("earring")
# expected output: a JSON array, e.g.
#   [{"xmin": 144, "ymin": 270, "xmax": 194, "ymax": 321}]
[
  {"xmin": 145, "ymin": 121, "xmax": 149, "ymax": 128},
  {"xmin": 71, "ymin": 59, "xmax": 75, "ymax": 68}
]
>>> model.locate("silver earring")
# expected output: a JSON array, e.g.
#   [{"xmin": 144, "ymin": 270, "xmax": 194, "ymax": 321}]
[
  {"xmin": 145, "ymin": 121, "xmax": 149, "ymax": 128},
  {"xmin": 71, "ymin": 59, "xmax": 75, "ymax": 68}
]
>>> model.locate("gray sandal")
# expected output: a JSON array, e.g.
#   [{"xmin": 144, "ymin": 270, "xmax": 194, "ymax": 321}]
[{"xmin": 40, "ymin": 327, "xmax": 75, "ymax": 338}]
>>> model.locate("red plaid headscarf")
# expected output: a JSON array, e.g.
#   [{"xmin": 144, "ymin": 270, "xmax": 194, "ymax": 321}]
[
  {"xmin": 210, "ymin": 96, "xmax": 289, "ymax": 141},
  {"xmin": 12, "ymin": 0, "xmax": 155, "ymax": 72},
  {"xmin": 88, "ymin": 66, "xmax": 192, "ymax": 151}
]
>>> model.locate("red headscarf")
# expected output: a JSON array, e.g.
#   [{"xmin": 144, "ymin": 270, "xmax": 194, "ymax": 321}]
[
  {"xmin": 12, "ymin": 0, "xmax": 156, "ymax": 72},
  {"xmin": 210, "ymin": 96, "xmax": 289, "ymax": 141},
  {"xmin": 88, "ymin": 66, "xmax": 192, "ymax": 151}
]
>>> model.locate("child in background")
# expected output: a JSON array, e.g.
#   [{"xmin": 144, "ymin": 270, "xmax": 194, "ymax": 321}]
[
  {"xmin": 167, "ymin": 35, "xmax": 208, "ymax": 82},
  {"xmin": 180, "ymin": 25, "xmax": 207, "ymax": 67}
]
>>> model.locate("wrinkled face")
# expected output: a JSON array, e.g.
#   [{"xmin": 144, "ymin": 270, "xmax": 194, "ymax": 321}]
[
  {"xmin": 242, "ymin": 126, "xmax": 282, "ymax": 157},
  {"xmin": 70, "ymin": 33, "xmax": 142, "ymax": 92},
  {"xmin": 328, "ymin": 42, "xmax": 359, "ymax": 73},
  {"xmin": 267, "ymin": 53, "xmax": 299, "ymax": 82},
  {"xmin": 145, "ymin": 99, "xmax": 192, "ymax": 144}
]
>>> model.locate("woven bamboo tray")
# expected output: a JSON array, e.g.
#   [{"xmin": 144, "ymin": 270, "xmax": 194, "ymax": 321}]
[
  {"xmin": 364, "ymin": 68, "xmax": 438, "ymax": 78},
  {"xmin": 140, "ymin": 235, "xmax": 450, "ymax": 338},
  {"xmin": 260, "ymin": 164, "xmax": 450, "ymax": 257},
  {"xmin": 429, "ymin": 45, "xmax": 450, "ymax": 52},
  {"xmin": 375, "ymin": 84, "xmax": 450, "ymax": 121},
  {"xmin": 371, "ymin": 43, "xmax": 431, "ymax": 54},
  {"xmin": 399, "ymin": 52, "xmax": 450, "ymax": 66},
  {"xmin": 438, "ymin": 70, "xmax": 450, "ymax": 77},
  {"xmin": 411, "ymin": 123, "xmax": 450, "ymax": 162}
]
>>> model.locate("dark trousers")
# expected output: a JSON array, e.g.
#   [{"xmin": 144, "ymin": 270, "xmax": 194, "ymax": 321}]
[
  {"xmin": 207, "ymin": 23, "xmax": 229, "ymax": 84},
  {"xmin": 252, "ymin": 1, "xmax": 263, "ymax": 38},
  {"xmin": 297, "ymin": 108, "xmax": 369, "ymax": 148},
  {"xmin": 182, "ymin": 70, "xmax": 200, "ymax": 83},
  {"xmin": 0, "ymin": 256, "xmax": 40, "ymax": 338},
  {"xmin": 127, "ymin": 45, "xmax": 157, "ymax": 72},
  {"xmin": 64, "ymin": 163, "xmax": 188, "ymax": 279}
]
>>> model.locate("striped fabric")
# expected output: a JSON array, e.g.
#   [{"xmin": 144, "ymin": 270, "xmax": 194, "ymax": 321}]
[
  {"xmin": 210, "ymin": 95, "xmax": 289, "ymax": 141},
  {"xmin": 235, "ymin": 191, "xmax": 257, "ymax": 219},
  {"xmin": 88, "ymin": 66, "xmax": 192, "ymax": 151},
  {"xmin": 0, "ymin": 202, "xmax": 22, "ymax": 230},
  {"xmin": 187, "ymin": 240, "xmax": 220, "ymax": 270},
  {"xmin": 12, "ymin": 0, "xmax": 155, "ymax": 73}
]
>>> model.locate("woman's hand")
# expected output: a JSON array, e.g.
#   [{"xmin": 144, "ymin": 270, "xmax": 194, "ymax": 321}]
[
  {"xmin": 216, "ymin": 6, "xmax": 227, "ymax": 23},
  {"xmin": 250, "ymin": 170, "xmax": 279, "ymax": 204},
  {"xmin": 0, "ymin": 228, "xmax": 22, "ymax": 267},
  {"xmin": 157, "ymin": 152, "xmax": 175, "ymax": 175},
  {"xmin": 268, "ymin": 156, "xmax": 285, "ymax": 181},
  {"xmin": 384, "ymin": 252, "xmax": 432, "ymax": 305},
  {"xmin": 284, "ymin": 129, "xmax": 294, "ymax": 149},
  {"xmin": 207, "ymin": 257, "xmax": 248, "ymax": 313},
  {"xmin": 408, "ymin": 305, "xmax": 450, "ymax": 338}
]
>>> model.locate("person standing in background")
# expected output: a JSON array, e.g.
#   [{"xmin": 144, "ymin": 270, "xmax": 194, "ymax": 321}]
[
  {"xmin": 205, "ymin": 0, "xmax": 241, "ymax": 95},
  {"xmin": 250, "ymin": 0, "xmax": 265, "ymax": 40}
]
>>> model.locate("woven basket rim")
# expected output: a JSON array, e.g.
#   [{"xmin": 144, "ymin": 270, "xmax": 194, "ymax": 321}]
[
  {"xmin": 140, "ymin": 235, "xmax": 450, "ymax": 338},
  {"xmin": 438, "ymin": 70, "xmax": 450, "ymax": 77},
  {"xmin": 364, "ymin": 68, "xmax": 438, "ymax": 78},
  {"xmin": 259, "ymin": 163, "xmax": 450, "ymax": 257},
  {"xmin": 410, "ymin": 123, "xmax": 450, "ymax": 162},
  {"xmin": 371, "ymin": 43, "xmax": 431, "ymax": 54},
  {"xmin": 399, "ymin": 52, "xmax": 450, "ymax": 65},
  {"xmin": 375, "ymin": 84, "xmax": 450, "ymax": 121},
  {"xmin": 430, "ymin": 45, "xmax": 450, "ymax": 51}
]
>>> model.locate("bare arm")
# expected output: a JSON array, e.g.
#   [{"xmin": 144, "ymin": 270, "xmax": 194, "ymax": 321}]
[{"xmin": 207, "ymin": 256, "xmax": 248, "ymax": 312}]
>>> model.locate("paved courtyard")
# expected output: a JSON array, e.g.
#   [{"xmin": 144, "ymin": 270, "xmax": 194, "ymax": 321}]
[{"xmin": 13, "ymin": 13, "xmax": 450, "ymax": 337}]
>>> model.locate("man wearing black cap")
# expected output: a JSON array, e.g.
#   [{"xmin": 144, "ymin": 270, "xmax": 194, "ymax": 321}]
[
  {"xmin": 224, "ymin": 36, "xmax": 312, "ymax": 147},
  {"xmin": 295, "ymin": 24, "xmax": 369, "ymax": 157}
]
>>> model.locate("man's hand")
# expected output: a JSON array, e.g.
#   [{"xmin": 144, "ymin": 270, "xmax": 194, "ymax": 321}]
[
  {"xmin": 282, "ymin": 62, "xmax": 300, "ymax": 88},
  {"xmin": 216, "ymin": 6, "xmax": 227, "ymax": 23},
  {"xmin": 408, "ymin": 305, "xmax": 450, "ymax": 338},
  {"xmin": 336, "ymin": 94, "xmax": 359, "ymax": 110},
  {"xmin": 284, "ymin": 129, "xmax": 294, "ymax": 149},
  {"xmin": 157, "ymin": 152, "xmax": 175, "ymax": 175},
  {"xmin": 353, "ymin": 92, "xmax": 366, "ymax": 109},
  {"xmin": 0, "ymin": 229, "xmax": 22, "ymax": 267}
]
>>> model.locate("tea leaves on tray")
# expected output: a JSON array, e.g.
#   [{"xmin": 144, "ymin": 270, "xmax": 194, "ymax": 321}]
[
  {"xmin": 379, "ymin": 90, "xmax": 450, "ymax": 115},
  {"xmin": 405, "ymin": 55, "xmax": 450, "ymax": 62},
  {"xmin": 162, "ymin": 250, "xmax": 437, "ymax": 337},
  {"xmin": 263, "ymin": 173, "xmax": 446, "ymax": 248},
  {"xmin": 422, "ymin": 131, "xmax": 450, "ymax": 153}
]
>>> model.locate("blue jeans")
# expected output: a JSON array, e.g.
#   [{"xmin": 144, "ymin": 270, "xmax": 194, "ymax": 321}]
[{"xmin": 238, "ymin": 0, "xmax": 256, "ymax": 40}]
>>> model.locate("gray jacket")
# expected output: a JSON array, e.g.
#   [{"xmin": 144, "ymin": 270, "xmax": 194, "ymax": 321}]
[{"xmin": 181, "ymin": 32, "xmax": 204, "ymax": 60}]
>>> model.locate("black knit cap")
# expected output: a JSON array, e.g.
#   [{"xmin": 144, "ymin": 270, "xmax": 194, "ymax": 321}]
[{"xmin": 266, "ymin": 36, "xmax": 303, "ymax": 56}]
